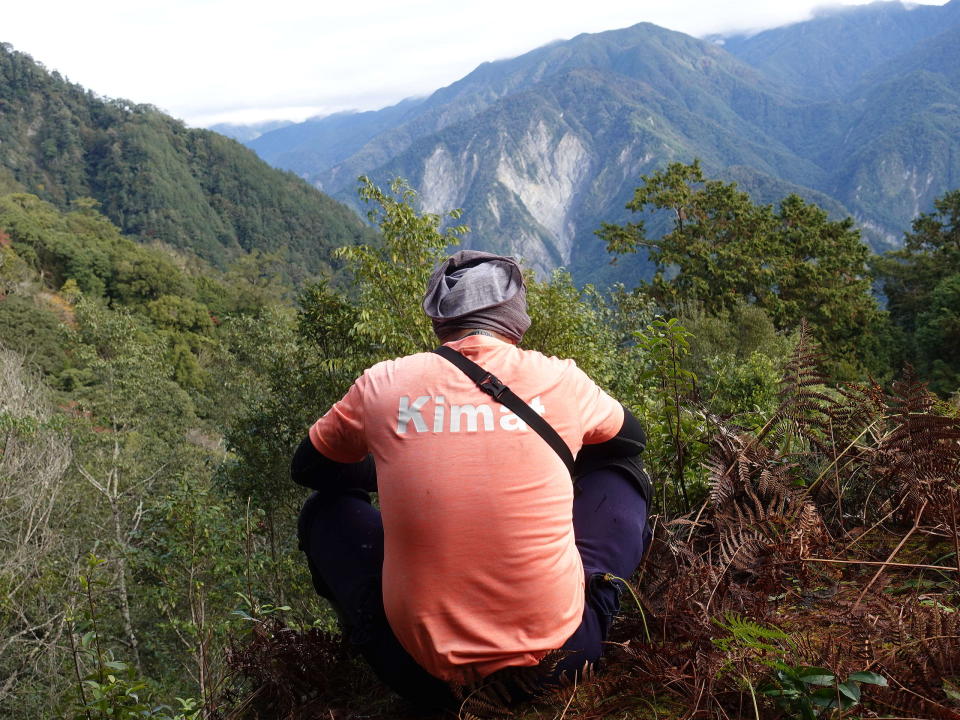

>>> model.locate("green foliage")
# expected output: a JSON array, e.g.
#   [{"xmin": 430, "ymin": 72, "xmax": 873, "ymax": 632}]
[
  {"xmin": 875, "ymin": 188, "xmax": 960, "ymax": 394},
  {"xmin": 336, "ymin": 176, "xmax": 467, "ymax": 356},
  {"xmin": 215, "ymin": 307, "xmax": 302, "ymax": 515},
  {"xmin": 70, "ymin": 298, "xmax": 197, "ymax": 441},
  {"xmin": 163, "ymin": 334, "xmax": 206, "ymax": 391},
  {"xmin": 713, "ymin": 614, "xmax": 889, "ymax": 720},
  {"xmin": 0, "ymin": 192, "xmax": 272, "ymax": 407},
  {"xmin": 63, "ymin": 299, "xmax": 207, "ymax": 684},
  {"xmin": 761, "ymin": 666, "xmax": 887, "ymax": 720},
  {"xmin": 681, "ymin": 302, "xmax": 788, "ymax": 372},
  {"xmin": 598, "ymin": 161, "xmax": 888, "ymax": 378},
  {"xmin": 0, "ymin": 192, "xmax": 188, "ymax": 304},
  {"xmin": 213, "ymin": 249, "xmax": 292, "ymax": 313},
  {"xmin": 0, "ymin": 43, "xmax": 373, "ymax": 280},
  {"xmin": 294, "ymin": 281, "xmax": 380, "ymax": 400},
  {"xmin": 703, "ymin": 350, "xmax": 783, "ymax": 424},
  {"xmin": 69, "ymin": 635, "xmax": 199, "ymax": 720},
  {"xmin": 146, "ymin": 295, "xmax": 213, "ymax": 333},
  {"xmin": 111, "ymin": 248, "xmax": 188, "ymax": 304},
  {"xmin": 67, "ymin": 556, "xmax": 200, "ymax": 720},
  {"xmin": 523, "ymin": 270, "xmax": 624, "ymax": 390},
  {"xmin": 212, "ymin": 293, "xmax": 370, "ymax": 623},
  {"xmin": 680, "ymin": 302, "xmax": 789, "ymax": 423},
  {"xmin": 712, "ymin": 612, "xmax": 793, "ymax": 656},
  {"xmin": 1, "ymin": 193, "xmax": 106, "ymax": 296},
  {"xmin": 232, "ymin": 593, "xmax": 291, "ymax": 622},
  {"xmin": 0, "ymin": 293, "xmax": 70, "ymax": 375},
  {"xmin": 210, "ymin": 301, "xmax": 347, "ymax": 614},
  {"xmin": 137, "ymin": 481, "xmax": 265, "ymax": 708},
  {"xmin": 915, "ymin": 272, "xmax": 960, "ymax": 394},
  {"xmin": 0, "ymin": 243, "xmax": 31, "ymax": 294},
  {"xmin": 634, "ymin": 317, "xmax": 705, "ymax": 513}
]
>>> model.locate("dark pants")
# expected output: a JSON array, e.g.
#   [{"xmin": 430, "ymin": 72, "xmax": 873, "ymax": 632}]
[{"xmin": 298, "ymin": 466, "xmax": 650, "ymax": 710}]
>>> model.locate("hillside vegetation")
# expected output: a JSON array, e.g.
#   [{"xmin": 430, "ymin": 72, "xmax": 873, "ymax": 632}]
[
  {"xmin": 2, "ymin": 146, "xmax": 958, "ymax": 718},
  {"xmin": 0, "ymin": 43, "xmax": 374, "ymax": 280}
]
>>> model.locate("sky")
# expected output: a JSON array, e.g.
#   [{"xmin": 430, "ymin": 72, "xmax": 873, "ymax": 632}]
[{"xmin": 3, "ymin": 0, "xmax": 950, "ymax": 127}]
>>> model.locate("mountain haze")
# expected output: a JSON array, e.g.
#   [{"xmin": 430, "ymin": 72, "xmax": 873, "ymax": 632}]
[
  {"xmin": 240, "ymin": 0, "xmax": 960, "ymax": 281},
  {"xmin": 722, "ymin": 1, "xmax": 960, "ymax": 247},
  {"xmin": 209, "ymin": 119, "xmax": 294, "ymax": 143}
]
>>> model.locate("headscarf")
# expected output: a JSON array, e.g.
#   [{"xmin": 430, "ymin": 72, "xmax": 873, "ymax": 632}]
[{"xmin": 422, "ymin": 250, "xmax": 531, "ymax": 342}]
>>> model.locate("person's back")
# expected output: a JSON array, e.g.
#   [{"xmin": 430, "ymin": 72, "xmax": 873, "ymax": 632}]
[
  {"xmin": 294, "ymin": 250, "xmax": 651, "ymax": 709},
  {"xmin": 311, "ymin": 335, "xmax": 624, "ymax": 681}
]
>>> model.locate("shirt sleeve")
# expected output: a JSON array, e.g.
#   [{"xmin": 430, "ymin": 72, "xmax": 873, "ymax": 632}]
[
  {"xmin": 308, "ymin": 373, "xmax": 369, "ymax": 463},
  {"xmin": 567, "ymin": 363, "xmax": 624, "ymax": 445}
]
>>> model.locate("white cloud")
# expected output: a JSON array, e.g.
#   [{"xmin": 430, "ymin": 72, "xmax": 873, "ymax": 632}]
[{"xmin": 3, "ymin": 0, "xmax": 949, "ymax": 125}]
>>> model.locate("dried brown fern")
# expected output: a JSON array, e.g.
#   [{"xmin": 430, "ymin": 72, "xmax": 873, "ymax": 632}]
[
  {"xmin": 221, "ymin": 618, "xmax": 386, "ymax": 720},
  {"xmin": 701, "ymin": 424, "xmax": 827, "ymax": 580},
  {"xmin": 829, "ymin": 380, "xmax": 887, "ymax": 444},
  {"xmin": 450, "ymin": 650, "xmax": 571, "ymax": 718},
  {"xmin": 870, "ymin": 368, "xmax": 960, "ymax": 527},
  {"xmin": 811, "ymin": 380, "xmax": 888, "ymax": 526},
  {"xmin": 868, "ymin": 602, "xmax": 960, "ymax": 719}
]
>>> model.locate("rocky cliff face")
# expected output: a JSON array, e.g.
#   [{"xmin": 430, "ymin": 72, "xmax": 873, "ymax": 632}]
[
  {"xmin": 412, "ymin": 120, "xmax": 593, "ymax": 273},
  {"xmin": 493, "ymin": 124, "xmax": 591, "ymax": 265}
]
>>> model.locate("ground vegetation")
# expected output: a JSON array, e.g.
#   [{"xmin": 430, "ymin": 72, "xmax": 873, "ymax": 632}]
[{"xmin": 1, "ymin": 168, "xmax": 958, "ymax": 720}]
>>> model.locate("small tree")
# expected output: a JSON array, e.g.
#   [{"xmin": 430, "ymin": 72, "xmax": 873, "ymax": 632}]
[
  {"xmin": 336, "ymin": 176, "xmax": 467, "ymax": 357},
  {"xmin": 0, "ymin": 347, "xmax": 72, "ymax": 713},
  {"xmin": 634, "ymin": 317, "xmax": 703, "ymax": 513},
  {"xmin": 874, "ymin": 188, "xmax": 960, "ymax": 394},
  {"xmin": 69, "ymin": 298, "xmax": 199, "ymax": 670},
  {"xmin": 597, "ymin": 161, "xmax": 887, "ymax": 378}
]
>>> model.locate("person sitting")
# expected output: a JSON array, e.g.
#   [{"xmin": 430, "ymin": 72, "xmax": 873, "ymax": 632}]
[{"xmin": 292, "ymin": 250, "xmax": 651, "ymax": 711}]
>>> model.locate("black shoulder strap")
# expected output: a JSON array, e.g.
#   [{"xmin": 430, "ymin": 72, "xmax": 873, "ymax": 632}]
[{"xmin": 433, "ymin": 345, "xmax": 576, "ymax": 477}]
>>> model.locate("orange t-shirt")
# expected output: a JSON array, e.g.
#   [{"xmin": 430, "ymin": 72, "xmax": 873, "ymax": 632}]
[{"xmin": 309, "ymin": 335, "xmax": 623, "ymax": 683}]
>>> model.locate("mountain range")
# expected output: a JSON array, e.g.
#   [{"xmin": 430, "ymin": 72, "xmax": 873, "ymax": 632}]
[{"xmin": 240, "ymin": 0, "xmax": 960, "ymax": 282}]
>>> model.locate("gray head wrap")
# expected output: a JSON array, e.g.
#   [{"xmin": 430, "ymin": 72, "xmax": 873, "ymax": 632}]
[{"xmin": 422, "ymin": 250, "xmax": 531, "ymax": 342}]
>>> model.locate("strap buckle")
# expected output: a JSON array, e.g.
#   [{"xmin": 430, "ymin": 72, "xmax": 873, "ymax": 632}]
[{"xmin": 478, "ymin": 374, "xmax": 507, "ymax": 400}]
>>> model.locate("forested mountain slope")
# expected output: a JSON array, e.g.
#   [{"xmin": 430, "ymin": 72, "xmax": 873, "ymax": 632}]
[
  {"xmin": 0, "ymin": 43, "xmax": 373, "ymax": 278},
  {"xmin": 255, "ymin": 23, "xmax": 848, "ymax": 277},
  {"xmin": 721, "ymin": 0, "xmax": 960, "ymax": 100},
  {"xmin": 723, "ymin": 1, "xmax": 960, "ymax": 243},
  {"xmin": 241, "ymin": 1, "xmax": 960, "ymax": 281},
  {"xmin": 365, "ymin": 61, "xmax": 841, "ymax": 275}
]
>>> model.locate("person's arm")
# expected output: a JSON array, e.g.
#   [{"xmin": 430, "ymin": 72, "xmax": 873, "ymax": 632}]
[
  {"xmin": 574, "ymin": 404, "xmax": 653, "ymax": 504},
  {"xmin": 290, "ymin": 436, "xmax": 377, "ymax": 495},
  {"xmin": 293, "ymin": 372, "xmax": 374, "ymax": 495},
  {"xmin": 575, "ymin": 404, "xmax": 645, "ymax": 467}
]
